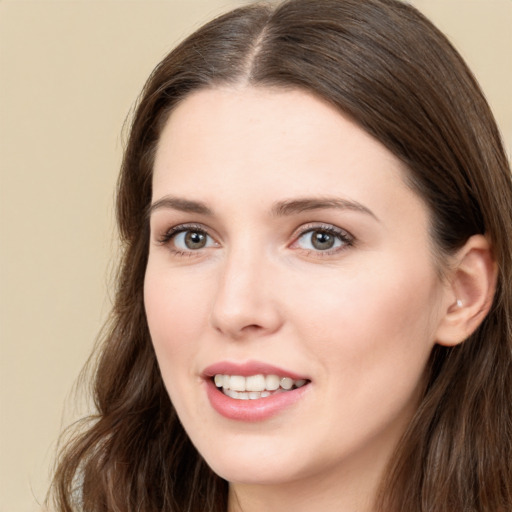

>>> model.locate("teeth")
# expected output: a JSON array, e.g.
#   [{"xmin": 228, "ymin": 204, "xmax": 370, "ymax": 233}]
[
  {"xmin": 246, "ymin": 374, "xmax": 266, "ymax": 391},
  {"xmin": 280, "ymin": 377, "xmax": 293, "ymax": 390},
  {"xmin": 266, "ymin": 374, "xmax": 280, "ymax": 390},
  {"xmin": 225, "ymin": 389, "xmax": 274, "ymax": 400},
  {"xmin": 213, "ymin": 373, "xmax": 308, "ymax": 397},
  {"xmin": 229, "ymin": 375, "xmax": 246, "ymax": 392}
]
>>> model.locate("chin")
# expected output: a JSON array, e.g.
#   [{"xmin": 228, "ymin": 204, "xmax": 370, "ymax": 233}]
[
  {"xmin": 192, "ymin": 433, "xmax": 307, "ymax": 485},
  {"xmin": 208, "ymin": 457, "xmax": 302, "ymax": 486}
]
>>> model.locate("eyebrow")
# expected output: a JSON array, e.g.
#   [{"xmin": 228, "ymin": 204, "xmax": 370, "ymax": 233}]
[
  {"xmin": 148, "ymin": 196, "xmax": 213, "ymax": 217},
  {"xmin": 148, "ymin": 195, "xmax": 378, "ymax": 221},
  {"xmin": 270, "ymin": 197, "xmax": 378, "ymax": 220}
]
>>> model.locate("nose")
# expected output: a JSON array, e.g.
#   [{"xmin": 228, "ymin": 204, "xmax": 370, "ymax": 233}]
[{"xmin": 209, "ymin": 246, "xmax": 283, "ymax": 340}]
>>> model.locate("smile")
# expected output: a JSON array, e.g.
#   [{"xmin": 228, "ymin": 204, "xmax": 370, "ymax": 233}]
[
  {"xmin": 203, "ymin": 361, "xmax": 311, "ymax": 420},
  {"xmin": 213, "ymin": 373, "xmax": 308, "ymax": 400}
]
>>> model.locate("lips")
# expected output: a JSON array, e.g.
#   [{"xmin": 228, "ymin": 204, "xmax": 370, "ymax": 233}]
[
  {"xmin": 203, "ymin": 360, "xmax": 308, "ymax": 380},
  {"xmin": 202, "ymin": 360, "xmax": 311, "ymax": 421}
]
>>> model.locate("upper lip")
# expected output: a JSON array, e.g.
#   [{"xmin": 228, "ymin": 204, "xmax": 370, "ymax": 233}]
[{"xmin": 202, "ymin": 360, "xmax": 308, "ymax": 380}]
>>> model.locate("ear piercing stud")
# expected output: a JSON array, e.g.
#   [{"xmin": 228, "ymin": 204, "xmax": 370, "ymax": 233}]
[{"xmin": 456, "ymin": 299, "xmax": 463, "ymax": 308}]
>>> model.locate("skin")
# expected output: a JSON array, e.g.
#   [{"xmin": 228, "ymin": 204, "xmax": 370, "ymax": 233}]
[{"xmin": 144, "ymin": 86, "xmax": 455, "ymax": 512}]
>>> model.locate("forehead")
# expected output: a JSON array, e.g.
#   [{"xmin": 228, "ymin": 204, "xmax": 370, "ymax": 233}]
[
  {"xmin": 155, "ymin": 86, "xmax": 396, "ymax": 166},
  {"xmin": 152, "ymin": 86, "xmax": 422, "ymax": 223}
]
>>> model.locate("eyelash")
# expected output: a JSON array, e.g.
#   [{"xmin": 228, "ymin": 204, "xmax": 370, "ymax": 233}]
[
  {"xmin": 156, "ymin": 222, "xmax": 354, "ymax": 258},
  {"xmin": 157, "ymin": 224, "xmax": 214, "ymax": 257},
  {"xmin": 291, "ymin": 223, "xmax": 354, "ymax": 256}
]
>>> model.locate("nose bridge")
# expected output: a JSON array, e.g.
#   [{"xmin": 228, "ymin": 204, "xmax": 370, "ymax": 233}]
[{"xmin": 210, "ymin": 238, "xmax": 281, "ymax": 339}]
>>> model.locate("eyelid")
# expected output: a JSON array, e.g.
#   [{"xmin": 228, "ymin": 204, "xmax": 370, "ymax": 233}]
[
  {"xmin": 157, "ymin": 223, "xmax": 205, "ymax": 243},
  {"xmin": 156, "ymin": 222, "xmax": 220, "ymax": 253},
  {"xmin": 289, "ymin": 222, "xmax": 355, "ymax": 253}
]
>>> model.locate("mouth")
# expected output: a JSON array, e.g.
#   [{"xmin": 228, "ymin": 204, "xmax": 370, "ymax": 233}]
[
  {"xmin": 203, "ymin": 361, "xmax": 311, "ymax": 420},
  {"xmin": 212, "ymin": 373, "xmax": 309, "ymax": 400}
]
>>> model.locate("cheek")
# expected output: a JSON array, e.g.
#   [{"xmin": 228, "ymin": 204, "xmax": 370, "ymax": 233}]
[
  {"xmin": 292, "ymin": 263, "xmax": 433, "ymax": 333},
  {"xmin": 292, "ymin": 268, "xmax": 438, "ymax": 446},
  {"xmin": 144, "ymin": 266, "xmax": 210, "ymax": 376},
  {"xmin": 288, "ymin": 258, "xmax": 440, "ymax": 384},
  {"xmin": 143, "ymin": 266, "xmax": 215, "ymax": 426}
]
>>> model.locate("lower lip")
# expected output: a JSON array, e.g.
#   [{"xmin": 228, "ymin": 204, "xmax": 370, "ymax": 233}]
[{"xmin": 205, "ymin": 379, "xmax": 310, "ymax": 421}]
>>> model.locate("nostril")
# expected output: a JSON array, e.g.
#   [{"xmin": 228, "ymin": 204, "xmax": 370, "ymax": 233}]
[{"xmin": 243, "ymin": 324, "xmax": 264, "ymax": 332}]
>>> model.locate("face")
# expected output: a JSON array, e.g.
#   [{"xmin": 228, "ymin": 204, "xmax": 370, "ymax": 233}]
[{"xmin": 145, "ymin": 87, "xmax": 449, "ymax": 496}]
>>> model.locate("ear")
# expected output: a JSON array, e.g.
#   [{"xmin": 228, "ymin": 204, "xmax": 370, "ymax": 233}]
[{"xmin": 435, "ymin": 234, "xmax": 497, "ymax": 347}]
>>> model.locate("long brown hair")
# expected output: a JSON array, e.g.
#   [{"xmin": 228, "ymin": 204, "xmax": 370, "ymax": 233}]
[{"xmin": 49, "ymin": 1, "xmax": 512, "ymax": 510}]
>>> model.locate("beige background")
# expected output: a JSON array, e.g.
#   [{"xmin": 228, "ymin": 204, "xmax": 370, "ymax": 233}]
[{"xmin": 0, "ymin": 1, "xmax": 510, "ymax": 511}]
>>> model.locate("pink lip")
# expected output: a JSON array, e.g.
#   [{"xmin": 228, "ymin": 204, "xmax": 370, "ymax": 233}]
[
  {"xmin": 202, "ymin": 360, "xmax": 311, "ymax": 422},
  {"xmin": 204, "ymin": 379, "xmax": 310, "ymax": 421},
  {"xmin": 202, "ymin": 360, "xmax": 307, "ymax": 380}
]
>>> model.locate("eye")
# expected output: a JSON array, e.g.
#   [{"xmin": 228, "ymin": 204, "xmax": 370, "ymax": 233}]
[
  {"xmin": 174, "ymin": 230, "xmax": 212, "ymax": 250},
  {"xmin": 158, "ymin": 224, "xmax": 218, "ymax": 254},
  {"xmin": 293, "ymin": 225, "xmax": 353, "ymax": 253}
]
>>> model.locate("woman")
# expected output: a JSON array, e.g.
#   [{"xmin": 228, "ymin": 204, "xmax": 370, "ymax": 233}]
[{"xmin": 49, "ymin": 0, "xmax": 512, "ymax": 511}]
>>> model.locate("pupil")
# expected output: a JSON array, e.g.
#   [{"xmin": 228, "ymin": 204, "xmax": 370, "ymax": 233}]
[
  {"xmin": 312, "ymin": 231, "xmax": 334, "ymax": 250},
  {"xmin": 185, "ymin": 231, "xmax": 206, "ymax": 249}
]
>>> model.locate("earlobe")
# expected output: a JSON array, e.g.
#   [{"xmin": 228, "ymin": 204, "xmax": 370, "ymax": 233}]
[{"xmin": 435, "ymin": 234, "xmax": 497, "ymax": 347}]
